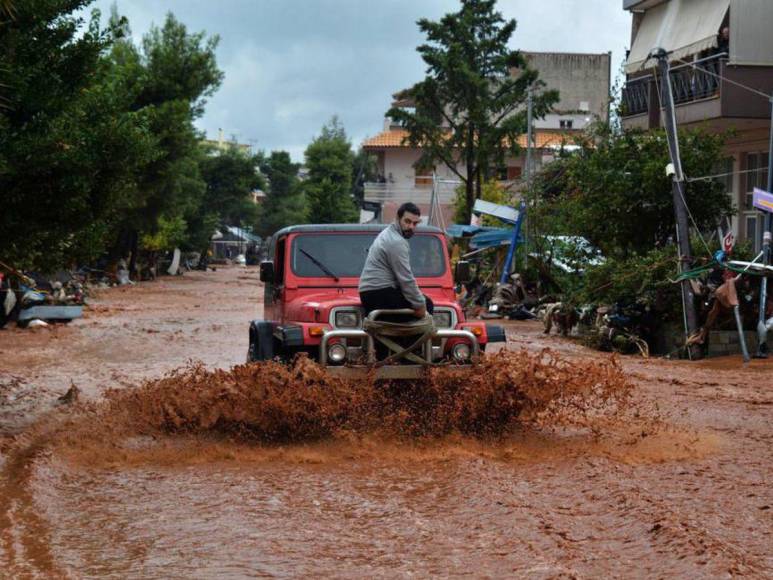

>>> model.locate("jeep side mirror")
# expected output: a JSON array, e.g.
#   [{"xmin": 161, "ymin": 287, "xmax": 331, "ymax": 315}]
[
  {"xmin": 454, "ymin": 260, "xmax": 472, "ymax": 284},
  {"xmin": 259, "ymin": 260, "xmax": 274, "ymax": 283}
]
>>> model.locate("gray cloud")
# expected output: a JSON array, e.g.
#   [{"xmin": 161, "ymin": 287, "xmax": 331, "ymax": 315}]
[{"xmin": 91, "ymin": 0, "xmax": 631, "ymax": 160}]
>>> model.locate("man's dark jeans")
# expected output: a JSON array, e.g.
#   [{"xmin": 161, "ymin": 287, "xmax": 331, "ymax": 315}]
[
  {"xmin": 359, "ymin": 287, "xmax": 435, "ymax": 360},
  {"xmin": 359, "ymin": 286, "xmax": 434, "ymax": 321}
]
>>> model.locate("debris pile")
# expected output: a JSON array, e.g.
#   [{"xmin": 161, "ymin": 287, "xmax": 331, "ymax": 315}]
[{"xmin": 0, "ymin": 261, "xmax": 86, "ymax": 329}]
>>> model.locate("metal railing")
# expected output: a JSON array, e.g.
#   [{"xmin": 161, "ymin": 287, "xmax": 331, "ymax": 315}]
[
  {"xmin": 670, "ymin": 53, "xmax": 725, "ymax": 104},
  {"xmin": 621, "ymin": 74, "xmax": 652, "ymax": 116},
  {"xmin": 621, "ymin": 53, "xmax": 727, "ymax": 117},
  {"xmin": 363, "ymin": 182, "xmax": 457, "ymax": 204}
]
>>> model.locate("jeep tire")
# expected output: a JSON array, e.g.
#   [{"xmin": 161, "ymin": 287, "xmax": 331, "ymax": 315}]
[{"xmin": 248, "ymin": 321, "xmax": 275, "ymax": 362}]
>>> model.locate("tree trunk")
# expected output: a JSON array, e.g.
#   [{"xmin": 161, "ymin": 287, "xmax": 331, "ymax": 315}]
[
  {"xmin": 465, "ymin": 174, "xmax": 475, "ymax": 224},
  {"xmin": 465, "ymin": 128, "xmax": 475, "ymax": 223},
  {"xmin": 127, "ymin": 230, "xmax": 139, "ymax": 281}
]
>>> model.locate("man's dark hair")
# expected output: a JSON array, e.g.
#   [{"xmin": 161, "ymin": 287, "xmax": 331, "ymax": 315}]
[{"xmin": 397, "ymin": 202, "xmax": 421, "ymax": 218}]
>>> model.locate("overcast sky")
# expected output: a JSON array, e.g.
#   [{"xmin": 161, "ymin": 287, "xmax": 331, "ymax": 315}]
[{"xmin": 90, "ymin": 0, "xmax": 632, "ymax": 161}]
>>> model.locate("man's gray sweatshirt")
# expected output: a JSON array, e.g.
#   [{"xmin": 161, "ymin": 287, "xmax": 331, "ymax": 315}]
[{"xmin": 358, "ymin": 222, "xmax": 426, "ymax": 309}]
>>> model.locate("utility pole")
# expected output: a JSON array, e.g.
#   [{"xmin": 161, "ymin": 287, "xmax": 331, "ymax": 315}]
[
  {"xmin": 755, "ymin": 96, "xmax": 773, "ymax": 357},
  {"xmin": 654, "ymin": 48, "xmax": 701, "ymax": 359},
  {"xmin": 522, "ymin": 85, "xmax": 534, "ymax": 273},
  {"xmin": 428, "ymin": 171, "xmax": 437, "ymax": 227},
  {"xmin": 526, "ymin": 85, "xmax": 533, "ymax": 187}
]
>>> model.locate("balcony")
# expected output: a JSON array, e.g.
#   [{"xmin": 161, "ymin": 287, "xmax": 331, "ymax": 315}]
[
  {"xmin": 621, "ymin": 53, "xmax": 723, "ymax": 120},
  {"xmin": 621, "ymin": 53, "xmax": 773, "ymax": 130},
  {"xmin": 363, "ymin": 182, "xmax": 457, "ymax": 205}
]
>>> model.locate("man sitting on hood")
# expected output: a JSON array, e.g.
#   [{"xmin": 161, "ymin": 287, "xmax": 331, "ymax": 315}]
[{"xmin": 359, "ymin": 202, "xmax": 434, "ymax": 320}]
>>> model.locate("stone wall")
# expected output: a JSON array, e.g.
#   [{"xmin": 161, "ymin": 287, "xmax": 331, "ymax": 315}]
[{"xmin": 707, "ymin": 330, "xmax": 759, "ymax": 357}]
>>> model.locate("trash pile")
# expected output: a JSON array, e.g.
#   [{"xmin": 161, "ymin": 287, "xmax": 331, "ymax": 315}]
[
  {"xmin": 458, "ymin": 271, "xmax": 654, "ymax": 357},
  {"xmin": 0, "ymin": 260, "xmax": 87, "ymax": 329}
]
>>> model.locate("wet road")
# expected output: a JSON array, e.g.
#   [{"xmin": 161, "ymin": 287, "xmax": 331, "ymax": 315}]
[{"xmin": 1, "ymin": 266, "xmax": 772, "ymax": 577}]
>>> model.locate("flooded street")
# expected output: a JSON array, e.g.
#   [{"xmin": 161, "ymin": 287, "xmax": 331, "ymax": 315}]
[{"xmin": 1, "ymin": 267, "xmax": 772, "ymax": 577}]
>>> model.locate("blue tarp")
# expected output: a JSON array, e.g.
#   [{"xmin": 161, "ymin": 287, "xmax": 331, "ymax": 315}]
[
  {"xmin": 446, "ymin": 224, "xmax": 518, "ymax": 249},
  {"xmin": 469, "ymin": 229, "xmax": 521, "ymax": 249},
  {"xmin": 445, "ymin": 224, "xmax": 497, "ymax": 238}
]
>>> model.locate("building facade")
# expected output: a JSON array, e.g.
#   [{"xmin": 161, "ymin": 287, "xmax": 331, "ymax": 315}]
[
  {"xmin": 361, "ymin": 51, "xmax": 612, "ymax": 225},
  {"xmin": 620, "ymin": 0, "xmax": 773, "ymax": 250}
]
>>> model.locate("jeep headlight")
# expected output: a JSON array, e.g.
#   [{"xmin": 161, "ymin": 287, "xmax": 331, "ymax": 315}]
[
  {"xmin": 432, "ymin": 310, "xmax": 452, "ymax": 328},
  {"xmin": 334, "ymin": 310, "xmax": 360, "ymax": 328}
]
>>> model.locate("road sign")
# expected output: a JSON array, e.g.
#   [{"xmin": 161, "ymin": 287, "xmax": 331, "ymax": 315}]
[
  {"xmin": 753, "ymin": 187, "xmax": 773, "ymax": 213},
  {"xmin": 722, "ymin": 230, "xmax": 735, "ymax": 253}
]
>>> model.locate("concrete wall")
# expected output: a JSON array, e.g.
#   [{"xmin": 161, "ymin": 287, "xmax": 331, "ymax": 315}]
[
  {"xmin": 536, "ymin": 112, "xmax": 594, "ymax": 131},
  {"xmin": 381, "ymin": 149, "xmax": 463, "ymax": 188},
  {"xmin": 523, "ymin": 52, "xmax": 612, "ymax": 121},
  {"xmin": 707, "ymin": 330, "xmax": 758, "ymax": 357}
]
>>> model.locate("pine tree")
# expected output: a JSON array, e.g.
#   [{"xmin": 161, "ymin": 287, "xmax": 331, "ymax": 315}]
[
  {"xmin": 304, "ymin": 117, "xmax": 359, "ymax": 224},
  {"xmin": 257, "ymin": 151, "xmax": 308, "ymax": 236},
  {"xmin": 388, "ymin": 0, "xmax": 558, "ymax": 222}
]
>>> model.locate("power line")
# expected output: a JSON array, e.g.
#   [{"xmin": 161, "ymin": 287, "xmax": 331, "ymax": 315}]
[{"xmin": 686, "ymin": 167, "xmax": 767, "ymax": 183}]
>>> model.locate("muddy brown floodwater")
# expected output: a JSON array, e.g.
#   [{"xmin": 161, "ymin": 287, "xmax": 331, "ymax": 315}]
[{"xmin": 1, "ymin": 266, "xmax": 772, "ymax": 578}]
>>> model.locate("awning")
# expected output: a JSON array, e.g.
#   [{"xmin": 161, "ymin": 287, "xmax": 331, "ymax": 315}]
[
  {"xmin": 730, "ymin": 0, "xmax": 773, "ymax": 66},
  {"xmin": 625, "ymin": 0, "xmax": 729, "ymax": 73}
]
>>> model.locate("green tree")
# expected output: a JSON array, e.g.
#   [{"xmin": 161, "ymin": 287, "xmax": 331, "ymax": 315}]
[
  {"xmin": 0, "ymin": 1, "xmax": 156, "ymax": 270},
  {"xmin": 107, "ymin": 11, "xmax": 223, "ymax": 261},
  {"xmin": 530, "ymin": 125, "xmax": 734, "ymax": 259},
  {"xmin": 388, "ymin": 0, "xmax": 558, "ymax": 223},
  {"xmin": 351, "ymin": 147, "xmax": 378, "ymax": 203},
  {"xmin": 199, "ymin": 146, "xmax": 265, "ymax": 227},
  {"xmin": 256, "ymin": 151, "xmax": 308, "ymax": 237},
  {"xmin": 303, "ymin": 117, "xmax": 359, "ymax": 224}
]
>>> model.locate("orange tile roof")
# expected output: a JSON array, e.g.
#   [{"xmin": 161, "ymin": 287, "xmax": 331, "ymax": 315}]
[
  {"xmin": 362, "ymin": 129, "xmax": 412, "ymax": 148},
  {"xmin": 362, "ymin": 129, "xmax": 579, "ymax": 150}
]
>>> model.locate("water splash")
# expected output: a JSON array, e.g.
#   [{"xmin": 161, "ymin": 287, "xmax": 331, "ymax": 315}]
[{"xmin": 53, "ymin": 349, "xmax": 634, "ymax": 448}]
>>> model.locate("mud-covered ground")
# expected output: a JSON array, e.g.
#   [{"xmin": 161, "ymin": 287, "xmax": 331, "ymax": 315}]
[{"xmin": 1, "ymin": 266, "xmax": 771, "ymax": 578}]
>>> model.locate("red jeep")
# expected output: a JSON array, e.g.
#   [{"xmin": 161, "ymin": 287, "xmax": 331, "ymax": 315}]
[{"xmin": 249, "ymin": 224, "xmax": 505, "ymax": 379}]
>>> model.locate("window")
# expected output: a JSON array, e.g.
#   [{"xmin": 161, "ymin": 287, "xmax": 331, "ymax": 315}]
[
  {"xmin": 559, "ymin": 119, "xmax": 573, "ymax": 129},
  {"xmin": 713, "ymin": 157, "xmax": 733, "ymax": 194},
  {"xmin": 745, "ymin": 152, "xmax": 769, "ymax": 210},
  {"xmin": 414, "ymin": 174, "xmax": 433, "ymax": 187},
  {"xmin": 507, "ymin": 166, "xmax": 522, "ymax": 181},
  {"xmin": 291, "ymin": 233, "xmax": 447, "ymax": 278},
  {"xmin": 745, "ymin": 215, "xmax": 763, "ymax": 253},
  {"xmin": 414, "ymin": 161, "xmax": 434, "ymax": 188},
  {"xmin": 496, "ymin": 166, "xmax": 522, "ymax": 181}
]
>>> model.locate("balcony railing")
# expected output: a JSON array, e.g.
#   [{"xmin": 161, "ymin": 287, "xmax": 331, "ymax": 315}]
[
  {"xmin": 621, "ymin": 53, "xmax": 726, "ymax": 117},
  {"xmin": 621, "ymin": 74, "xmax": 652, "ymax": 116},
  {"xmin": 363, "ymin": 182, "xmax": 457, "ymax": 204}
]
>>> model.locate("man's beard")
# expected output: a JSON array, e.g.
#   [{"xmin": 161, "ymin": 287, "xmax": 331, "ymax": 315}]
[{"xmin": 401, "ymin": 227, "xmax": 414, "ymax": 239}]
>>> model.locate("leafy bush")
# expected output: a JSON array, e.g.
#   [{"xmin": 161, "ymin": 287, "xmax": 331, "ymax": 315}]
[{"xmin": 574, "ymin": 245, "xmax": 681, "ymax": 316}]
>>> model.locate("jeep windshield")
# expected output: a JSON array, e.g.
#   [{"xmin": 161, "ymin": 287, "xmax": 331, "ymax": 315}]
[{"xmin": 291, "ymin": 233, "xmax": 446, "ymax": 278}]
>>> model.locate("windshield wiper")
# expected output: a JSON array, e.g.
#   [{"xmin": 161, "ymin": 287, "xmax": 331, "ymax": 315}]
[{"xmin": 299, "ymin": 248, "xmax": 340, "ymax": 281}]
